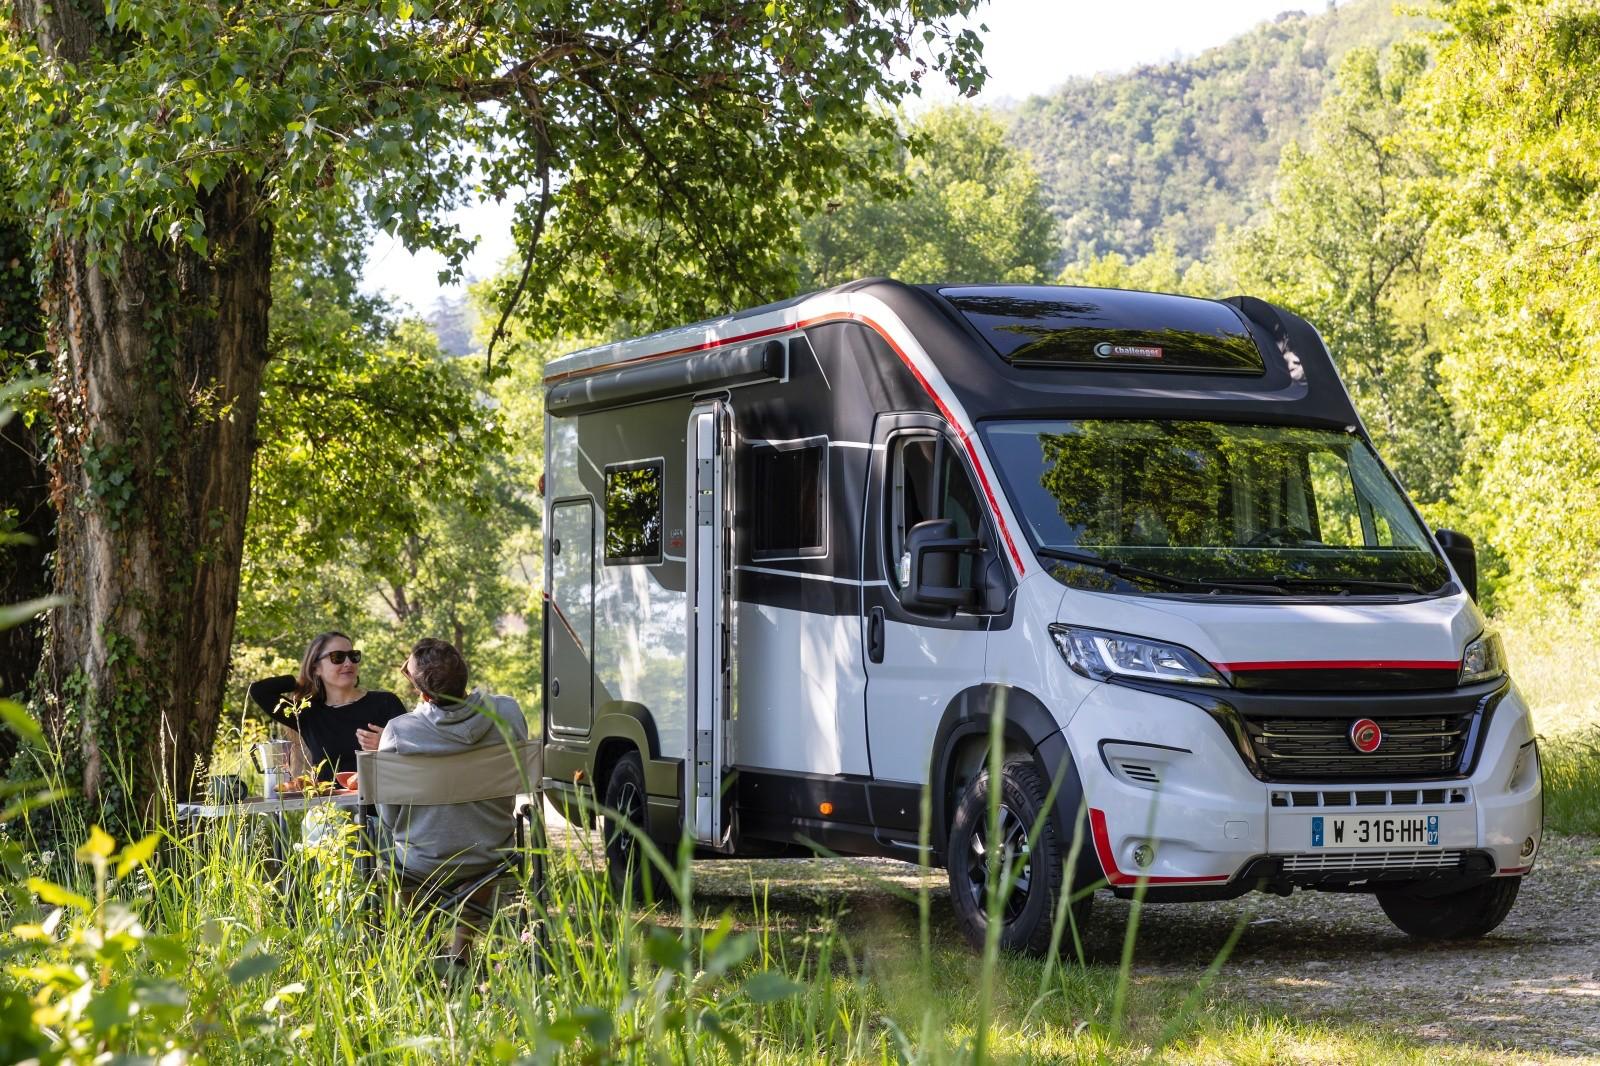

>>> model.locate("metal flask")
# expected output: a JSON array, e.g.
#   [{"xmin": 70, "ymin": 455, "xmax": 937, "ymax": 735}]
[{"xmin": 251, "ymin": 739, "xmax": 294, "ymax": 799}]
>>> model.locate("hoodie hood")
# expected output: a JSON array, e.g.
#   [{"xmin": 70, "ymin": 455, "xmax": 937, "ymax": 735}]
[{"xmin": 383, "ymin": 689, "xmax": 526, "ymax": 755}]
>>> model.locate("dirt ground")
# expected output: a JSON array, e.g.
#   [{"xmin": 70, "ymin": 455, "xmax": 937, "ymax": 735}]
[{"xmin": 608, "ymin": 826, "xmax": 1600, "ymax": 1061}]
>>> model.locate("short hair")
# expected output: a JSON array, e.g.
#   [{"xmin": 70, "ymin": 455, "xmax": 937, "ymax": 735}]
[{"xmin": 409, "ymin": 638, "xmax": 469, "ymax": 701}]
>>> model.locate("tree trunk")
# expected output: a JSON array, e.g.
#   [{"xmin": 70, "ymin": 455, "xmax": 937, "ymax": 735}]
[{"xmin": 37, "ymin": 171, "xmax": 271, "ymax": 812}]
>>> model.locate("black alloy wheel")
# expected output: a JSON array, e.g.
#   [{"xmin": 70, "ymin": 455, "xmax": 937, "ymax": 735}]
[
  {"xmin": 964, "ymin": 801, "xmax": 1035, "ymax": 924},
  {"xmin": 947, "ymin": 754, "xmax": 1091, "ymax": 956},
  {"xmin": 603, "ymin": 751, "xmax": 666, "ymax": 903}
]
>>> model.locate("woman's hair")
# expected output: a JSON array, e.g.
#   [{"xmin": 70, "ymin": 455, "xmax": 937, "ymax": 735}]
[{"xmin": 293, "ymin": 630, "xmax": 353, "ymax": 704}]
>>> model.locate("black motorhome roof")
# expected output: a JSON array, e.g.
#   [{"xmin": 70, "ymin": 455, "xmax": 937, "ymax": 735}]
[
  {"xmin": 848, "ymin": 279, "xmax": 1362, "ymax": 431},
  {"xmin": 544, "ymin": 277, "xmax": 1364, "ymax": 432}
]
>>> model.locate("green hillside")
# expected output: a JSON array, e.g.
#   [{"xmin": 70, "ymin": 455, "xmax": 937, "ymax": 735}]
[{"xmin": 1009, "ymin": 0, "xmax": 1420, "ymax": 265}]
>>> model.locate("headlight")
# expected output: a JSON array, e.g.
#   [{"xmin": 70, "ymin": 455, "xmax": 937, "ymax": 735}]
[
  {"xmin": 1050, "ymin": 625, "xmax": 1224, "ymax": 687},
  {"xmin": 1460, "ymin": 631, "xmax": 1506, "ymax": 684}
]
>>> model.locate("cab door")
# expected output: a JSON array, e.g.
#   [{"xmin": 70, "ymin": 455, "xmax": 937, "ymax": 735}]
[
  {"xmin": 686, "ymin": 400, "xmax": 733, "ymax": 845},
  {"xmin": 861, "ymin": 415, "xmax": 995, "ymax": 784}
]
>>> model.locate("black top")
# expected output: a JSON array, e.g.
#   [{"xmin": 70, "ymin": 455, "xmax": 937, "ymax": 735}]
[{"xmin": 248, "ymin": 675, "xmax": 408, "ymax": 780}]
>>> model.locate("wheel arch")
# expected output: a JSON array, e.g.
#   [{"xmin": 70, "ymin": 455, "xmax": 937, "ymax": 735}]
[
  {"xmin": 590, "ymin": 701, "xmax": 680, "ymax": 844},
  {"xmin": 928, "ymin": 684, "xmax": 1104, "ymax": 887}
]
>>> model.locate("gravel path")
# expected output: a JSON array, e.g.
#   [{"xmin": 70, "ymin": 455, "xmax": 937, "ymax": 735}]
[{"xmin": 562, "ymin": 820, "xmax": 1600, "ymax": 1061}]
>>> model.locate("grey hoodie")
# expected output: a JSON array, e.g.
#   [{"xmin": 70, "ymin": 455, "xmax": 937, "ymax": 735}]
[{"xmin": 377, "ymin": 689, "xmax": 529, "ymax": 882}]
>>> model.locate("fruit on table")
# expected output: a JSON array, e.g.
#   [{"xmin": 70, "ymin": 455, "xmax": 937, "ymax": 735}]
[{"xmin": 275, "ymin": 775, "xmax": 336, "ymax": 796}]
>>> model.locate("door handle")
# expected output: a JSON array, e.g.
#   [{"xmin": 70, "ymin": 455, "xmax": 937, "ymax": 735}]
[{"xmin": 867, "ymin": 606, "xmax": 885, "ymax": 663}]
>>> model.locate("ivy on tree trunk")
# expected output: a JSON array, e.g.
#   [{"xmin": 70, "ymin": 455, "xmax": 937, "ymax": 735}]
[{"xmin": 39, "ymin": 170, "xmax": 270, "ymax": 812}]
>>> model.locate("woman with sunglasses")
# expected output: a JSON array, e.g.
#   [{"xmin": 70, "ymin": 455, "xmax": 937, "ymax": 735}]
[{"xmin": 248, "ymin": 631, "xmax": 407, "ymax": 781}]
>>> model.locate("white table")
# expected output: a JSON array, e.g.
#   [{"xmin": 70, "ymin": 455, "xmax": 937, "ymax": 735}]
[{"xmin": 176, "ymin": 792, "xmax": 362, "ymax": 819}]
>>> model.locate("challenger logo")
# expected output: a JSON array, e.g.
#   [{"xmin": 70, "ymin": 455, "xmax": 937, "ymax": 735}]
[
  {"xmin": 1349, "ymin": 718, "xmax": 1383, "ymax": 754},
  {"xmin": 1094, "ymin": 342, "xmax": 1164, "ymax": 360}
]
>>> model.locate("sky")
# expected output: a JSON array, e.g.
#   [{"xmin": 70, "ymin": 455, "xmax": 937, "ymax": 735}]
[{"xmin": 360, "ymin": 0, "xmax": 1328, "ymax": 316}]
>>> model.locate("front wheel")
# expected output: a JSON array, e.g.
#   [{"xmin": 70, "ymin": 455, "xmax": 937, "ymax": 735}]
[
  {"xmin": 1377, "ymin": 876, "xmax": 1521, "ymax": 940},
  {"xmin": 947, "ymin": 755, "xmax": 1093, "ymax": 956}
]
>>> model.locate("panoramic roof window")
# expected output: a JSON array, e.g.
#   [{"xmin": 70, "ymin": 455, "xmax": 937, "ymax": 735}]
[{"xmin": 942, "ymin": 286, "xmax": 1265, "ymax": 374}]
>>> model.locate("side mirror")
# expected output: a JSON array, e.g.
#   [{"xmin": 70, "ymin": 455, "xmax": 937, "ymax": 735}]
[
  {"xmin": 1435, "ymin": 528, "xmax": 1478, "ymax": 601},
  {"xmin": 903, "ymin": 519, "xmax": 980, "ymax": 611}
]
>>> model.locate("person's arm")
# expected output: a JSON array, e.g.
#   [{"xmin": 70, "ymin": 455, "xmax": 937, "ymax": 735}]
[
  {"xmin": 248, "ymin": 675, "xmax": 301, "ymax": 729},
  {"xmin": 357, "ymin": 692, "xmax": 407, "ymax": 752}
]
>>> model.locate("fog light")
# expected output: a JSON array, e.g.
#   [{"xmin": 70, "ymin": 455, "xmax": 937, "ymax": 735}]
[
  {"xmin": 1521, "ymin": 836, "xmax": 1537, "ymax": 859},
  {"xmin": 1132, "ymin": 843, "xmax": 1155, "ymax": 869}
]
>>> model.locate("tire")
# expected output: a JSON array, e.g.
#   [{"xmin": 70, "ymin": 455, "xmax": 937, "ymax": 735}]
[
  {"xmin": 947, "ymin": 755, "xmax": 1092, "ymax": 956},
  {"xmin": 603, "ymin": 751, "xmax": 667, "ymax": 903},
  {"xmin": 1377, "ymin": 876, "xmax": 1521, "ymax": 940}
]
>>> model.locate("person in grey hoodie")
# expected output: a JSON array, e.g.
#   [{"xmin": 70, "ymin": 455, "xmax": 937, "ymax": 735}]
[{"xmin": 369, "ymin": 638, "xmax": 529, "ymax": 905}]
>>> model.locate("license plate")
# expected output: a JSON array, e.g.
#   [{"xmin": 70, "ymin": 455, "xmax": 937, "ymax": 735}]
[{"xmin": 1311, "ymin": 814, "xmax": 1440, "ymax": 849}]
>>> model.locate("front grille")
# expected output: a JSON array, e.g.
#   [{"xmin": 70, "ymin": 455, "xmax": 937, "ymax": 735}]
[
  {"xmin": 1270, "ymin": 786, "xmax": 1471, "ymax": 808},
  {"xmin": 1245, "ymin": 712, "xmax": 1474, "ymax": 781},
  {"xmin": 1281, "ymin": 849, "xmax": 1464, "ymax": 873}
]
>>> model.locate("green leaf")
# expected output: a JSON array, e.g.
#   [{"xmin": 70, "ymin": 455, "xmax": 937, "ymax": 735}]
[
  {"xmin": 0, "ymin": 596, "xmax": 61, "ymax": 633},
  {"xmin": 743, "ymin": 971, "xmax": 803, "ymax": 1003},
  {"xmin": 227, "ymin": 952, "xmax": 281, "ymax": 984},
  {"xmin": 115, "ymin": 833, "xmax": 160, "ymax": 878},
  {"xmin": 27, "ymin": 877, "xmax": 91, "ymax": 911},
  {"xmin": 0, "ymin": 700, "xmax": 42, "ymax": 745},
  {"xmin": 644, "ymin": 927, "xmax": 689, "ymax": 971},
  {"xmin": 77, "ymin": 824, "xmax": 116, "ymax": 861}
]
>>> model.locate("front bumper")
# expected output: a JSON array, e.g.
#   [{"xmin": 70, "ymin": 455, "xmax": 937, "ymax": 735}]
[{"xmin": 1061, "ymin": 677, "xmax": 1543, "ymax": 896}]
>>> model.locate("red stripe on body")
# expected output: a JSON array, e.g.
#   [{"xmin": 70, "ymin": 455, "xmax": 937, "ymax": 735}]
[
  {"xmin": 1087, "ymin": 807, "xmax": 1232, "ymax": 886},
  {"xmin": 541, "ymin": 308, "xmax": 1031, "ymax": 577}
]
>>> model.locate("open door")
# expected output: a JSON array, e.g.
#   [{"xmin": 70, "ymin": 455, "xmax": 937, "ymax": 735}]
[
  {"xmin": 547, "ymin": 498, "xmax": 594, "ymax": 737},
  {"xmin": 685, "ymin": 400, "xmax": 733, "ymax": 846}
]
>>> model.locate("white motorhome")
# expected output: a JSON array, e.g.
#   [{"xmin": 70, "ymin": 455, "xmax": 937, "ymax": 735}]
[{"xmin": 539, "ymin": 279, "xmax": 1541, "ymax": 952}]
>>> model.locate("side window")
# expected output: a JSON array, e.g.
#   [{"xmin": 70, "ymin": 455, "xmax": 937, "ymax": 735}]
[
  {"xmin": 887, "ymin": 433, "xmax": 983, "ymax": 590},
  {"xmin": 750, "ymin": 437, "xmax": 827, "ymax": 559},
  {"xmin": 604, "ymin": 460, "xmax": 663, "ymax": 564}
]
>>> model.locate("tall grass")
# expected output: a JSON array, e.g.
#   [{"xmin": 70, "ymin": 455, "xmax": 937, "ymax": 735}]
[
  {"xmin": 1, "ymin": 737, "xmax": 1542, "ymax": 1063},
  {"xmin": 1499, "ymin": 606, "xmax": 1600, "ymax": 835}
]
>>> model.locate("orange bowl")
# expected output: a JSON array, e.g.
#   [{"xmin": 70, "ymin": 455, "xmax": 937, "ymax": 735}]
[{"xmin": 334, "ymin": 771, "xmax": 358, "ymax": 791}]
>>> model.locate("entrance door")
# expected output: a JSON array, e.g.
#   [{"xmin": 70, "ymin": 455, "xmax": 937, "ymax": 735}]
[
  {"xmin": 547, "ymin": 498, "xmax": 595, "ymax": 736},
  {"xmin": 685, "ymin": 400, "xmax": 733, "ymax": 845}
]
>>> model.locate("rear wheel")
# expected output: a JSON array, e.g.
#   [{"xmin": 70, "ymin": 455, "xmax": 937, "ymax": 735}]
[
  {"xmin": 1377, "ymin": 876, "xmax": 1521, "ymax": 940},
  {"xmin": 603, "ymin": 751, "xmax": 667, "ymax": 903},
  {"xmin": 947, "ymin": 755, "xmax": 1092, "ymax": 956}
]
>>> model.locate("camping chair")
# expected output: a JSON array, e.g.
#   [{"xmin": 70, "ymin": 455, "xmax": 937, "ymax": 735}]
[{"xmin": 355, "ymin": 739, "xmax": 545, "ymax": 939}]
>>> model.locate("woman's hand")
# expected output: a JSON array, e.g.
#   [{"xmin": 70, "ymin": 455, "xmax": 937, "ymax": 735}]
[{"xmin": 356, "ymin": 723, "xmax": 384, "ymax": 751}]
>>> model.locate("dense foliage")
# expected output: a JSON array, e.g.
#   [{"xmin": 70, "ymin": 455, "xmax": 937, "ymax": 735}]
[
  {"xmin": 1062, "ymin": 1, "xmax": 1600, "ymax": 611},
  {"xmin": 1008, "ymin": 0, "xmax": 1418, "ymax": 266},
  {"xmin": 799, "ymin": 106, "xmax": 1057, "ymax": 287}
]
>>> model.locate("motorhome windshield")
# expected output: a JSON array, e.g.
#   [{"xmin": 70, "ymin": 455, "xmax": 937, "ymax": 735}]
[{"xmin": 982, "ymin": 420, "xmax": 1452, "ymax": 596}]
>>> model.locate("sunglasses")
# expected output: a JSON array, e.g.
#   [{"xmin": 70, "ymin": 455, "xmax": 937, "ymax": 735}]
[{"xmin": 319, "ymin": 649, "xmax": 362, "ymax": 665}]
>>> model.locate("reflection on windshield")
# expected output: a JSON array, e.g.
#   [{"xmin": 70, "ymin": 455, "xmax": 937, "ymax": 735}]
[{"xmin": 982, "ymin": 420, "xmax": 1451, "ymax": 595}]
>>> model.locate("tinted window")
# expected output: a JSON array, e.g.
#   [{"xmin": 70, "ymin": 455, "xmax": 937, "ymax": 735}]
[
  {"xmin": 750, "ymin": 439, "xmax": 827, "ymax": 558},
  {"xmin": 604, "ymin": 461, "xmax": 663, "ymax": 564},
  {"xmin": 942, "ymin": 285, "xmax": 1264, "ymax": 373},
  {"xmin": 982, "ymin": 420, "xmax": 1450, "ymax": 595}
]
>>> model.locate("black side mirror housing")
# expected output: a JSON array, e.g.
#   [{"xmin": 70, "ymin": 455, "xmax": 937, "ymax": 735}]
[
  {"xmin": 1435, "ymin": 528, "xmax": 1478, "ymax": 601},
  {"xmin": 903, "ymin": 519, "xmax": 980, "ymax": 611}
]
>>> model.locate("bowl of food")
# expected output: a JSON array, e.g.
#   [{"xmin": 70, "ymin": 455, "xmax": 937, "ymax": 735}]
[{"xmin": 334, "ymin": 771, "xmax": 358, "ymax": 792}]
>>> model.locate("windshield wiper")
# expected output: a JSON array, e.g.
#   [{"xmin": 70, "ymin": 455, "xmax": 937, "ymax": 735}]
[
  {"xmin": 1034, "ymin": 547, "xmax": 1288, "ymax": 596},
  {"xmin": 1212, "ymin": 575, "xmax": 1431, "ymax": 595}
]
